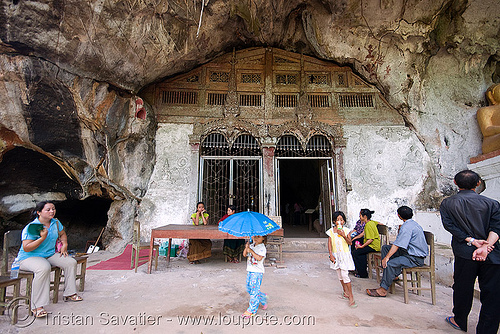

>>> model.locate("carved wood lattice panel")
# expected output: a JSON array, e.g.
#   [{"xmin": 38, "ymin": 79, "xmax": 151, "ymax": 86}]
[{"xmin": 338, "ymin": 94, "xmax": 374, "ymax": 108}]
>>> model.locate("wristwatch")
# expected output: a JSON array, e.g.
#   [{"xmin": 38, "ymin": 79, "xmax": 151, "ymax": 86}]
[{"xmin": 467, "ymin": 238, "xmax": 475, "ymax": 246}]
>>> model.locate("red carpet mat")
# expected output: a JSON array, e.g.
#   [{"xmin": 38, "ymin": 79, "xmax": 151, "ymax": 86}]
[{"xmin": 87, "ymin": 244, "xmax": 153, "ymax": 270}]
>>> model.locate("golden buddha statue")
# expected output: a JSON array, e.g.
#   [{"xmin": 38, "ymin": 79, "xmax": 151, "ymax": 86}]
[{"xmin": 477, "ymin": 84, "xmax": 500, "ymax": 154}]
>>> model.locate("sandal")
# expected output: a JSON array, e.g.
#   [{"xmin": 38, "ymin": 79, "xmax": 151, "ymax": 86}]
[
  {"xmin": 445, "ymin": 316, "xmax": 461, "ymax": 330},
  {"xmin": 33, "ymin": 308, "xmax": 47, "ymax": 318},
  {"xmin": 242, "ymin": 311, "xmax": 253, "ymax": 319},
  {"xmin": 261, "ymin": 293, "xmax": 269, "ymax": 310},
  {"xmin": 64, "ymin": 294, "xmax": 83, "ymax": 302},
  {"xmin": 366, "ymin": 288, "xmax": 386, "ymax": 297}
]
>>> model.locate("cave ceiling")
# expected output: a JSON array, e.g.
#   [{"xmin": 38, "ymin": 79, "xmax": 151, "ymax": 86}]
[{"xmin": 1, "ymin": 0, "xmax": 485, "ymax": 94}]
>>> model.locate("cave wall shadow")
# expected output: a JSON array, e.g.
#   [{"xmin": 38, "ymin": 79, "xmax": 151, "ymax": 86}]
[{"xmin": 0, "ymin": 147, "xmax": 112, "ymax": 251}]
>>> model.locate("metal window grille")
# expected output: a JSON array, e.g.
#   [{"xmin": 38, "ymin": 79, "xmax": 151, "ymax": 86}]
[
  {"xmin": 201, "ymin": 133, "xmax": 230, "ymax": 156},
  {"xmin": 232, "ymin": 134, "xmax": 261, "ymax": 156},
  {"xmin": 276, "ymin": 135, "xmax": 303, "ymax": 157},
  {"xmin": 239, "ymin": 94, "xmax": 262, "ymax": 107},
  {"xmin": 201, "ymin": 158, "xmax": 260, "ymax": 219},
  {"xmin": 209, "ymin": 71, "xmax": 230, "ymax": 83},
  {"xmin": 307, "ymin": 94, "xmax": 330, "ymax": 108},
  {"xmin": 275, "ymin": 94, "xmax": 298, "ymax": 108},
  {"xmin": 308, "ymin": 74, "xmax": 328, "ymax": 85},
  {"xmin": 207, "ymin": 93, "xmax": 227, "ymax": 105},
  {"xmin": 241, "ymin": 73, "xmax": 262, "ymax": 84},
  {"xmin": 161, "ymin": 90, "xmax": 198, "ymax": 105},
  {"xmin": 276, "ymin": 74, "xmax": 298, "ymax": 85},
  {"xmin": 338, "ymin": 93, "xmax": 374, "ymax": 108},
  {"xmin": 305, "ymin": 135, "xmax": 332, "ymax": 157},
  {"xmin": 201, "ymin": 159, "xmax": 230, "ymax": 223}
]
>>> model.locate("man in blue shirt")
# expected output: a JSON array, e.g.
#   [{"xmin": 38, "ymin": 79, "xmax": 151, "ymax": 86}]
[
  {"xmin": 441, "ymin": 170, "xmax": 500, "ymax": 333},
  {"xmin": 366, "ymin": 206, "xmax": 428, "ymax": 297}
]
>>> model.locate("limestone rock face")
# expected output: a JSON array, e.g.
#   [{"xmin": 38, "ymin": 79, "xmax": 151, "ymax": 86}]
[
  {"xmin": 0, "ymin": 0, "xmax": 499, "ymax": 246},
  {"xmin": 0, "ymin": 55, "xmax": 156, "ymax": 244}
]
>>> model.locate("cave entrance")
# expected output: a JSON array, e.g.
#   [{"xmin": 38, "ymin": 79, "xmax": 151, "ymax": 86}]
[
  {"xmin": 54, "ymin": 197, "xmax": 111, "ymax": 251},
  {"xmin": 0, "ymin": 147, "xmax": 111, "ymax": 251}
]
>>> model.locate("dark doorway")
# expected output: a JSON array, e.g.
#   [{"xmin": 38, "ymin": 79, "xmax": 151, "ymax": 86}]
[{"xmin": 279, "ymin": 159, "xmax": 325, "ymax": 238}]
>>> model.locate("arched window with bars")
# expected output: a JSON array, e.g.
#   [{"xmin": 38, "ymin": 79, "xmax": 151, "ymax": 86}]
[
  {"xmin": 201, "ymin": 133, "xmax": 230, "ymax": 156},
  {"xmin": 276, "ymin": 135, "xmax": 303, "ymax": 157},
  {"xmin": 200, "ymin": 132, "xmax": 262, "ymax": 221},
  {"xmin": 305, "ymin": 135, "xmax": 332, "ymax": 157}
]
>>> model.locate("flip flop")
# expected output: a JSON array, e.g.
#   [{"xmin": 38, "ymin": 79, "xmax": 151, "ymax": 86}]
[
  {"xmin": 338, "ymin": 293, "xmax": 349, "ymax": 300},
  {"xmin": 64, "ymin": 294, "xmax": 83, "ymax": 302},
  {"xmin": 366, "ymin": 288, "xmax": 386, "ymax": 297},
  {"xmin": 33, "ymin": 308, "xmax": 48, "ymax": 318},
  {"xmin": 445, "ymin": 316, "xmax": 461, "ymax": 330},
  {"xmin": 349, "ymin": 301, "xmax": 358, "ymax": 308}
]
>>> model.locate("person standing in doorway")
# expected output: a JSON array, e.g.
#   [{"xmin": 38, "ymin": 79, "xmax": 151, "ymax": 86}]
[
  {"xmin": 293, "ymin": 200, "xmax": 303, "ymax": 226},
  {"xmin": 440, "ymin": 170, "xmax": 500, "ymax": 333}
]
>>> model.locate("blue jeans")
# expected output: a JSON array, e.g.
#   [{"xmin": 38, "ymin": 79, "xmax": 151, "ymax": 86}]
[{"xmin": 246, "ymin": 271, "xmax": 267, "ymax": 313}]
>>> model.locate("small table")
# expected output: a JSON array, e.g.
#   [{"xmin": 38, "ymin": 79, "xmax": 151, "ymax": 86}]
[
  {"xmin": 148, "ymin": 224, "xmax": 284, "ymax": 273},
  {"xmin": 0, "ymin": 276, "xmax": 22, "ymax": 324},
  {"xmin": 305, "ymin": 209, "xmax": 316, "ymax": 231}
]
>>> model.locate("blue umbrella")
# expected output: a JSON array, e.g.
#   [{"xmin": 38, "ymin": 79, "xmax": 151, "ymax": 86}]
[{"xmin": 218, "ymin": 211, "xmax": 280, "ymax": 237}]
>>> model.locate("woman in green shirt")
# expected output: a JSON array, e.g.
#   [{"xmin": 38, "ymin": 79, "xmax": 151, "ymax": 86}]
[
  {"xmin": 351, "ymin": 209, "xmax": 380, "ymax": 278},
  {"xmin": 188, "ymin": 202, "xmax": 212, "ymax": 264}
]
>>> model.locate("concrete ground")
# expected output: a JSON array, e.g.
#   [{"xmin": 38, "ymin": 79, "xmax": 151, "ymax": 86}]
[{"xmin": 0, "ymin": 247, "xmax": 483, "ymax": 334}]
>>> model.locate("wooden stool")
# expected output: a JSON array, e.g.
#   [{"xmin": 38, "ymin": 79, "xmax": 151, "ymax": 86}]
[{"xmin": 0, "ymin": 276, "xmax": 23, "ymax": 325}]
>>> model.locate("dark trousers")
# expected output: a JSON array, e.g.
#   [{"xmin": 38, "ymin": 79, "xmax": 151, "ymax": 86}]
[
  {"xmin": 352, "ymin": 246, "xmax": 377, "ymax": 278},
  {"xmin": 453, "ymin": 257, "xmax": 500, "ymax": 333}
]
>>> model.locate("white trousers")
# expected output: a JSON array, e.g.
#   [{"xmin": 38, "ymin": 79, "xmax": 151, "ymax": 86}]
[
  {"xmin": 20, "ymin": 254, "xmax": 77, "ymax": 308},
  {"xmin": 336, "ymin": 268, "xmax": 351, "ymax": 283}
]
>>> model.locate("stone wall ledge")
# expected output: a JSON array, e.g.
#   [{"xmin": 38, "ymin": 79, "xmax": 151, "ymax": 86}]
[{"xmin": 469, "ymin": 149, "xmax": 500, "ymax": 164}]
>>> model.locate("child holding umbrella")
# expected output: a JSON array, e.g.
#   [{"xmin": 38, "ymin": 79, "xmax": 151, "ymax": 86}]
[{"xmin": 242, "ymin": 235, "xmax": 268, "ymax": 318}]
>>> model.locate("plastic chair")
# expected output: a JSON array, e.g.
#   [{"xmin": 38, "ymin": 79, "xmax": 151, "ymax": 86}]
[
  {"xmin": 367, "ymin": 224, "xmax": 388, "ymax": 281},
  {"xmin": 390, "ymin": 231, "xmax": 436, "ymax": 305},
  {"xmin": 131, "ymin": 221, "xmax": 159, "ymax": 273}
]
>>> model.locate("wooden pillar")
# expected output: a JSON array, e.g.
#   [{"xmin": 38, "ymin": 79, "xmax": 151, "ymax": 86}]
[{"xmin": 261, "ymin": 145, "xmax": 276, "ymax": 217}]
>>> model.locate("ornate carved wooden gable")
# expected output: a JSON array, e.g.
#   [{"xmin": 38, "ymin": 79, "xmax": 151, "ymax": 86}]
[{"xmin": 155, "ymin": 47, "xmax": 400, "ymax": 125}]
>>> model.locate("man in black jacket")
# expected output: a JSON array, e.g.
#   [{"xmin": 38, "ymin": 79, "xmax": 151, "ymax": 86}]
[{"xmin": 440, "ymin": 170, "xmax": 500, "ymax": 333}]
